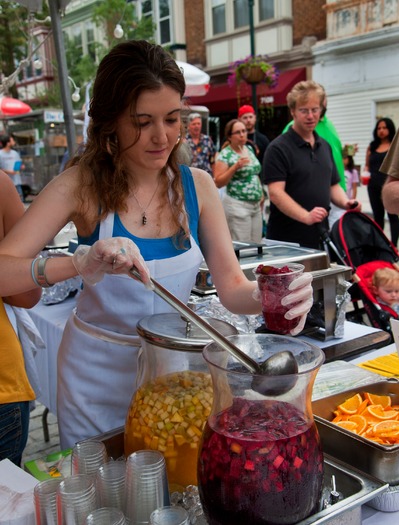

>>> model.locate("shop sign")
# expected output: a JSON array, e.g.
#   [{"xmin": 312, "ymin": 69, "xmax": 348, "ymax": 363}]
[{"xmin": 44, "ymin": 110, "xmax": 65, "ymax": 124}]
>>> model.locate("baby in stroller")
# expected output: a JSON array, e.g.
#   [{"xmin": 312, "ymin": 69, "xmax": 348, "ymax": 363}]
[{"xmin": 372, "ymin": 267, "xmax": 399, "ymax": 316}]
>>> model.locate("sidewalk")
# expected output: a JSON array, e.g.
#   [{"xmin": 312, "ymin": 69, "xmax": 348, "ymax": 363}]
[{"xmin": 22, "ymin": 403, "xmax": 60, "ymax": 465}]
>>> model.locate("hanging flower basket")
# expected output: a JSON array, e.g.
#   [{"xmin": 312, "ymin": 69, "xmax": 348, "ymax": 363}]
[
  {"xmin": 227, "ymin": 55, "xmax": 279, "ymax": 88},
  {"xmin": 241, "ymin": 65, "xmax": 267, "ymax": 84}
]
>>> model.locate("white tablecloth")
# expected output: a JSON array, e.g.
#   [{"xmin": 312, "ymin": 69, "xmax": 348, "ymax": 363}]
[{"xmin": 28, "ymin": 296, "xmax": 75, "ymax": 415}]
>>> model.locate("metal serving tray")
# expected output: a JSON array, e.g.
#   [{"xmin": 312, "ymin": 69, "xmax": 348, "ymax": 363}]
[
  {"xmin": 86, "ymin": 429, "xmax": 387, "ymax": 524},
  {"xmin": 313, "ymin": 380, "xmax": 399, "ymax": 485},
  {"xmin": 193, "ymin": 243, "xmax": 330, "ymax": 294}
]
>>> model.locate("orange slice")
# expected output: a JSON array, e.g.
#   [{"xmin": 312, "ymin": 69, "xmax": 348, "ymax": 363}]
[
  {"xmin": 364, "ymin": 393, "xmax": 392, "ymax": 408},
  {"xmin": 367, "ymin": 405, "xmax": 399, "ymax": 420},
  {"xmin": 348, "ymin": 415, "xmax": 367, "ymax": 434},
  {"xmin": 335, "ymin": 420, "xmax": 358, "ymax": 431},
  {"xmin": 373, "ymin": 420, "xmax": 399, "ymax": 435},
  {"xmin": 337, "ymin": 393, "xmax": 363, "ymax": 415},
  {"xmin": 356, "ymin": 399, "xmax": 369, "ymax": 414}
]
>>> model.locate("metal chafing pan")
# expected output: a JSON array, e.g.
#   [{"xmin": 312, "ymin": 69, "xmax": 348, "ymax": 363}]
[
  {"xmin": 313, "ymin": 379, "xmax": 399, "ymax": 485},
  {"xmin": 83, "ymin": 428, "xmax": 387, "ymax": 524}
]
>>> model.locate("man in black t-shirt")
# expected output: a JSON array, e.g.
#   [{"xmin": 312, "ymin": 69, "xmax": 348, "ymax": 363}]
[{"xmin": 262, "ymin": 80, "xmax": 360, "ymax": 249}]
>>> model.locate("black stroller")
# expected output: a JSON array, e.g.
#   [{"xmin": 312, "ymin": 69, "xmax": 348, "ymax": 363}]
[{"xmin": 327, "ymin": 210, "xmax": 399, "ymax": 334}]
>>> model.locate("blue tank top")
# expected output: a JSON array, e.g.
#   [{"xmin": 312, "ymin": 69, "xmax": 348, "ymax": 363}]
[{"xmin": 78, "ymin": 165, "xmax": 200, "ymax": 261}]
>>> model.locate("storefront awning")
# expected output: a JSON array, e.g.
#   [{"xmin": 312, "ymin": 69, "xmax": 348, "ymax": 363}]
[{"xmin": 188, "ymin": 67, "xmax": 306, "ymax": 114}]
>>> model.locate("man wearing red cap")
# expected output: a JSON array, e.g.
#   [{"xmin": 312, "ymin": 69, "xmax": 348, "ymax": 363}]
[{"xmin": 238, "ymin": 104, "xmax": 269, "ymax": 166}]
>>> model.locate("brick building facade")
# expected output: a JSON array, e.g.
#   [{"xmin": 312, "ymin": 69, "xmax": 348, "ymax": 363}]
[
  {"xmin": 184, "ymin": 0, "xmax": 206, "ymax": 67},
  {"xmin": 292, "ymin": 0, "xmax": 327, "ymax": 46}
]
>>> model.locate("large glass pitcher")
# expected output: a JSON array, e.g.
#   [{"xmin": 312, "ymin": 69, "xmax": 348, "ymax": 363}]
[
  {"xmin": 198, "ymin": 334, "xmax": 325, "ymax": 525},
  {"xmin": 124, "ymin": 313, "xmax": 238, "ymax": 492}
]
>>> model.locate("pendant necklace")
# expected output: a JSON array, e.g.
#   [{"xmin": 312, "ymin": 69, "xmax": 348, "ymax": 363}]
[{"xmin": 131, "ymin": 178, "xmax": 161, "ymax": 225}]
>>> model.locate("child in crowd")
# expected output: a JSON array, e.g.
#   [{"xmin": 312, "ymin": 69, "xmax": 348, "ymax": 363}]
[
  {"xmin": 343, "ymin": 146, "xmax": 359, "ymax": 200},
  {"xmin": 372, "ymin": 267, "xmax": 399, "ymax": 314}
]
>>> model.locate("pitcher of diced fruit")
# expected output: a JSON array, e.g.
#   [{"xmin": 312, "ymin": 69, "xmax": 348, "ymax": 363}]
[
  {"xmin": 124, "ymin": 313, "xmax": 238, "ymax": 492},
  {"xmin": 198, "ymin": 334, "xmax": 325, "ymax": 525}
]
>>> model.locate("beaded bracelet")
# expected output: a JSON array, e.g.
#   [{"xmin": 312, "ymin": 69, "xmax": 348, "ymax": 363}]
[
  {"xmin": 36, "ymin": 257, "xmax": 53, "ymax": 288},
  {"xmin": 30, "ymin": 257, "xmax": 41, "ymax": 287}
]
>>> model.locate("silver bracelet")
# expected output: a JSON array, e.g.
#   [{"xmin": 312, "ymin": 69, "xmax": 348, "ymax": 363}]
[
  {"xmin": 30, "ymin": 258, "xmax": 41, "ymax": 287},
  {"xmin": 36, "ymin": 257, "xmax": 53, "ymax": 288}
]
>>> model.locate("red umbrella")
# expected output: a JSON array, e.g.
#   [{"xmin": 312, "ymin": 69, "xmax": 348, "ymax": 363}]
[{"xmin": 0, "ymin": 96, "xmax": 32, "ymax": 116}]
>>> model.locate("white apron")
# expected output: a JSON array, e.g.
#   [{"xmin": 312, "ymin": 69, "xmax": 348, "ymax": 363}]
[{"xmin": 57, "ymin": 214, "xmax": 203, "ymax": 449}]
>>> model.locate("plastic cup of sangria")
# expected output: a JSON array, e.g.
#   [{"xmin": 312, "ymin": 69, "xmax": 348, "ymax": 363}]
[
  {"xmin": 253, "ymin": 263, "xmax": 304, "ymax": 335},
  {"xmin": 361, "ymin": 171, "xmax": 371, "ymax": 185}
]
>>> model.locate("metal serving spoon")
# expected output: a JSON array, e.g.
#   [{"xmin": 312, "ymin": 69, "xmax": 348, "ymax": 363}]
[{"xmin": 130, "ymin": 268, "xmax": 298, "ymax": 395}]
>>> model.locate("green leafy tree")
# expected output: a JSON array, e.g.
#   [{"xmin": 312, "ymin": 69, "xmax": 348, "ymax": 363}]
[
  {"xmin": 92, "ymin": 0, "xmax": 155, "ymax": 47},
  {"xmin": 0, "ymin": 1, "xmax": 30, "ymax": 97}
]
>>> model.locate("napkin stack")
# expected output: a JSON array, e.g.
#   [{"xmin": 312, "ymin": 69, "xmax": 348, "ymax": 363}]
[{"xmin": 0, "ymin": 459, "xmax": 37, "ymax": 525}]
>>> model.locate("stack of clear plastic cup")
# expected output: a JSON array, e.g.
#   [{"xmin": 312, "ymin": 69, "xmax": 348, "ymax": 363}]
[
  {"xmin": 124, "ymin": 450, "xmax": 170, "ymax": 525},
  {"xmin": 34, "ymin": 478, "xmax": 62, "ymax": 525},
  {"xmin": 150, "ymin": 506, "xmax": 189, "ymax": 525},
  {"xmin": 85, "ymin": 507, "xmax": 127, "ymax": 524},
  {"xmin": 72, "ymin": 440, "xmax": 108, "ymax": 476},
  {"xmin": 56, "ymin": 474, "xmax": 98, "ymax": 525},
  {"xmin": 96, "ymin": 460, "xmax": 126, "ymax": 511}
]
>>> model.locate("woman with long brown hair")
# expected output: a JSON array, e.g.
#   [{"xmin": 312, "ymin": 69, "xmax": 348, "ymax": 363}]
[{"xmin": 0, "ymin": 41, "xmax": 313, "ymax": 448}]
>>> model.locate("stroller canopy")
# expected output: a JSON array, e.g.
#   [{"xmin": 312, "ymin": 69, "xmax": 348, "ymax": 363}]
[{"xmin": 330, "ymin": 211, "xmax": 399, "ymax": 270}]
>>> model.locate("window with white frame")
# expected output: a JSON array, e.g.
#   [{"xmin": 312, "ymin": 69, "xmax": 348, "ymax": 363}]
[
  {"xmin": 234, "ymin": 0, "xmax": 249, "ymax": 28},
  {"xmin": 259, "ymin": 0, "xmax": 274, "ymax": 21},
  {"xmin": 85, "ymin": 20, "xmax": 96, "ymax": 60},
  {"xmin": 139, "ymin": 0, "xmax": 171, "ymax": 45},
  {"xmin": 212, "ymin": 0, "xmax": 226, "ymax": 34},
  {"xmin": 159, "ymin": 0, "xmax": 171, "ymax": 44},
  {"xmin": 72, "ymin": 24, "xmax": 82, "ymax": 50}
]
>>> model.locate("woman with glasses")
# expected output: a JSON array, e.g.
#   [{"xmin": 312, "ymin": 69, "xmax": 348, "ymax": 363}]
[{"xmin": 214, "ymin": 119, "xmax": 263, "ymax": 243}]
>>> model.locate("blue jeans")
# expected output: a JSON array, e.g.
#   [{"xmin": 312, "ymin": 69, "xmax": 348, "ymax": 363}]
[
  {"xmin": 0, "ymin": 401, "xmax": 30, "ymax": 466},
  {"xmin": 15, "ymin": 184, "xmax": 24, "ymax": 202}
]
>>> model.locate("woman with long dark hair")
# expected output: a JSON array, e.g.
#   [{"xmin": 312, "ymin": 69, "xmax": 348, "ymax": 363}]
[
  {"xmin": 0, "ymin": 41, "xmax": 313, "ymax": 448},
  {"xmin": 365, "ymin": 117, "xmax": 399, "ymax": 245}
]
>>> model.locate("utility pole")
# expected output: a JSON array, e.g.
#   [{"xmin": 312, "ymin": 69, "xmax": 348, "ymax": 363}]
[
  {"xmin": 248, "ymin": 0, "xmax": 257, "ymax": 113},
  {"xmin": 48, "ymin": 0, "xmax": 76, "ymax": 156}
]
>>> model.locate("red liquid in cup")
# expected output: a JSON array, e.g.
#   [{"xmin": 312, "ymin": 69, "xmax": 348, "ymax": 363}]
[
  {"xmin": 255, "ymin": 265, "xmax": 301, "ymax": 335},
  {"xmin": 361, "ymin": 174, "xmax": 370, "ymax": 186},
  {"xmin": 198, "ymin": 398, "xmax": 324, "ymax": 525},
  {"xmin": 262, "ymin": 310, "xmax": 299, "ymax": 335}
]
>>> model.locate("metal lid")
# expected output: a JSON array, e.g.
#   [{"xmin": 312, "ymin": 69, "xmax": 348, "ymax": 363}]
[{"xmin": 136, "ymin": 313, "xmax": 238, "ymax": 351}]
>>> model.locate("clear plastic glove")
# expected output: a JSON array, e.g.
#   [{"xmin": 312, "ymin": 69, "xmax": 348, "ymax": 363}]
[
  {"xmin": 72, "ymin": 237, "xmax": 151, "ymax": 286},
  {"xmin": 281, "ymin": 272, "xmax": 314, "ymax": 336}
]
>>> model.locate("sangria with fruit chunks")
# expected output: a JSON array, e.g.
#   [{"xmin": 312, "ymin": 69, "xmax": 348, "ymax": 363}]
[{"xmin": 198, "ymin": 397, "xmax": 324, "ymax": 525}]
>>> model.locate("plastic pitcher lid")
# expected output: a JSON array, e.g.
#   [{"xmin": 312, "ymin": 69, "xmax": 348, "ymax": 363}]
[{"xmin": 136, "ymin": 313, "xmax": 238, "ymax": 351}]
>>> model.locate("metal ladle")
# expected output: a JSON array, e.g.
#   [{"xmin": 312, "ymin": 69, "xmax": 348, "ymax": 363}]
[{"xmin": 130, "ymin": 268, "xmax": 298, "ymax": 396}]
